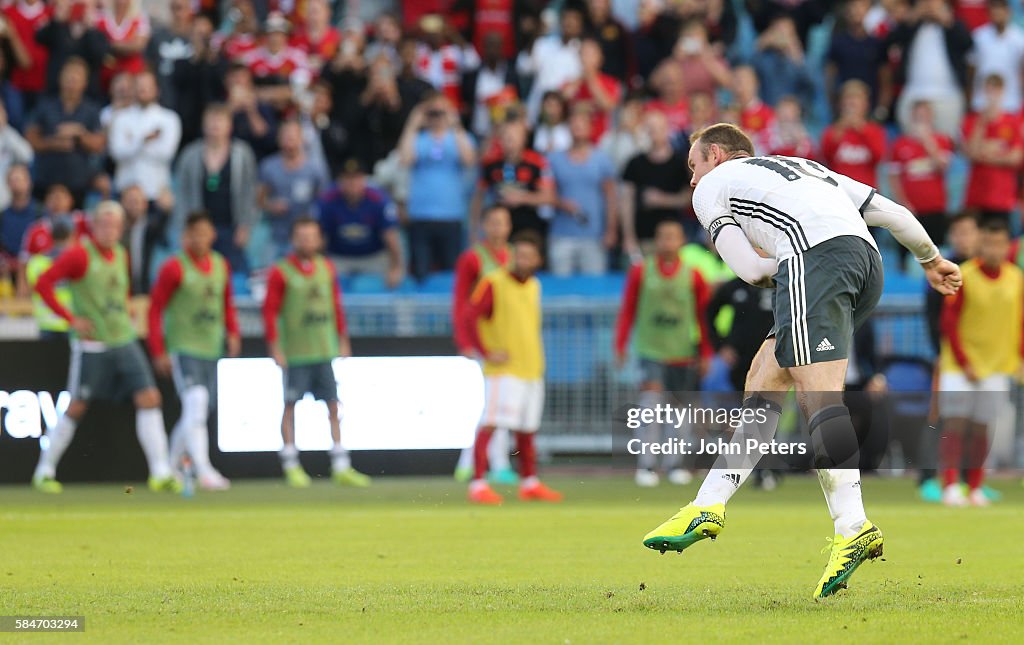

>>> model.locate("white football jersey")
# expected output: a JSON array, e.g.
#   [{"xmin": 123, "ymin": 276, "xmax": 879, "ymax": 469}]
[{"xmin": 692, "ymin": 155, "xmax": 879, "ymax": 261}]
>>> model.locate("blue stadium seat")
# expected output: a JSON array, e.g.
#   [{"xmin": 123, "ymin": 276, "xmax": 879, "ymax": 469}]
[
  {"xmin": 232, "ymin": 273, "xmax": 251, "ymax": 297},
  {"xmin": 418, "ymin": 272, "xmax": 455, "ymax": 294},
  {"xmin": 347, "ymin": 274, "xmax": 389, "ymax": 294}
]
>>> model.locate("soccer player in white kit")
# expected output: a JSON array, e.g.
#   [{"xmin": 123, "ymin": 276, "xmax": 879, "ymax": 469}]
[{"xmin": 641, "ymin": 124, "xmax": 963, "ymax": 598}]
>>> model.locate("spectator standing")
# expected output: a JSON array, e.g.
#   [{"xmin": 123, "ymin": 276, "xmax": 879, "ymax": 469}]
[
  {"xmin": 967, "ymin": 0, "xmax": 1024, "ymax": 115},
  {"xmin": 599, "ymin": 92, "xmax": 648, "ymax": 173},
  {"xmin": 172, "ymin": 15, "xmax": 227, "ymax": 147},
  {"xmin": 25, "ymin": 58, "xmax": 105, "ymax": 205},
  {"xmin": 120, "ymin": 183, "xmax": 170, "ymax": 293},
  {"xmin": 821, "ymin": 80, "xmax": 887, "ymax": 188},
  {"xmin": 289, "ymin": 0, "xmax": 340, "ymax": 72},
  {"xmin": 299, "ymin": 82, "xmax": 348, "ymax": 179},
  {"xmin": 1, "ymin": 0, "xmax": 52, "ymax": 112},
  {"xmin": 0, "ymin": 104, "xmax": 34, "ymax": 210},
  {"xmin": 647, "ymin": 64, "xmax": 690, "ymax": 138},
  {"xmin": 584, "ymin": 0, "xmax": 633, "ymax": 84},
  {"xmin": 0, "ymin": 165, "xmax": 39, "ymax": 273},
  {"xmin": 751, "ymin": 15, "xmax": 815, "ymax": 112},
  {"xmin": 886, "ymin": 0, "xmax": 972, "ymax": 139},
  {"xmin": 414, "ymin": 14, "xmax": 480, "ymax": 111},
  {"xmin": 961, "ymin": 75, "xmax": 1023, "ymax": 225},
  {"xmin": 547, "ymin": 109, "xmax": 617, "ymax": 276},
  {"xmin": 243, "ymin": 12, "xmax": 310, "ymax": 110},
  {"xmin": 472, "ymin": 119, "xmax": 555, "ymax": 241},
  {"xmin": 532, "ymin": 91, "xmax": 572, "ymax": 155},
  {"xmin": 99, "ymin": 71, "xmax": 135, "ymax": 130},
  {"xmin": 173, "ymin": 104, "xmax": 259, "ymax": 274},
  {"xmin": 733, "ymin": 65, "xmax": 774, "ymax": 156},
  {"xmin": 95, "ymin": 0, "xmax": 151, "ymax": 89},
  {"xmin": 364, "ymin": 12, "xmax": 402, "ymax": 69},
  {"xmin": 19, "ymin": 183, "xmax": 87, "ymax": 262},
  {"xmin": 827, "ymin": 0, "xmax": 884, "ymax": 106},
  {"xmin": 621, "ymin": 110, "xmax": 692, "ymax": 259},
  {"xmin": 561, "ymin": 38, "xmax": 621, "ymax": 143},
  {"xmin": 461, "ymin": 32, "xmax": 519, "ymax": 140},
  {"xmin": 36, "ymin": 0, "xmax": 109, "ymax": 102},
  {"xmin": 108, "ymin": 70, "xmax": 182, "ymax": 199},
  {"xmin": 887, "ymin": 99, "xmax": 954, "ymax": 262},
  {"xmin": 0, "ymin": 49, "xmax": 25, "ymax": 132},
  {"xmin": 398, "ymin": 94, "xmax": 476, "ymax": 279},
  {"xmin": 258, "ymin": 119, "xmax": 329, "ymax": 262},
  {"xmin": 145, "ymin": 0, "xmax": 194, "ymax": 113},
  {"xmin": 659, "ymin": 19, "xmax": 731, "ymax": 99},
  {"xmin": 521, "ymin": 5, "xmax": 584, "ymax": 123},
  {"xmin": 317, "ymin": 158, "xmax": 404, "ymax": 287},
  {"xmin": 225, "ymin": 64, "xmax": 278, "ymax": 160},
  {"xmin": 765, "ymin": 96, "xmax": 816, "ymax": 158}
]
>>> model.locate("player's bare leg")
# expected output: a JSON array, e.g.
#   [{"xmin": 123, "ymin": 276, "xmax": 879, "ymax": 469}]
[
  {"xmin": 328, "ymin": 400, "xmax": 371, "ymax": 487},
  {"xmin": 516, "ymin": 429, "xmax": 562, "ymax": 502},
  {"xmin": 32, "ymin": 399, "xmax": 89, "ymax": 493},
  {"xmin": 279, "ymin": 403, "xmax": 310, "ymax": 487},
  {"xmin": 643, "ymin": 339, "xmax": 788, "ymax": 551}
]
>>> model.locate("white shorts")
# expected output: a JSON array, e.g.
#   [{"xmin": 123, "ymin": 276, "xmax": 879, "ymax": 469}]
[
  {"xmin": 938, "ymin": 372, "xmax": 1010, "ymax": 425},
  {"xmin": 480, "ymin": 376, "xmax": 544, "ymax": 431}
]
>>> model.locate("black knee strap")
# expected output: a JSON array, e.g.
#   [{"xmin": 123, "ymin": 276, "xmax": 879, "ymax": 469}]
[
  {"xmin": 742, "ymin": 395, "xmax": 783, "ymax": 416},
  {"xmin": 808, "ymin": 405, "xmax": 860, "ymax": 469}
]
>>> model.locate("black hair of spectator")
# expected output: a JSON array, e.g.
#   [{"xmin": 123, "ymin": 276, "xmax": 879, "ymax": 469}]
[
  {"xmin": 482, "ymin": 204, "xmax": 510, "ymax": 222},
  {"xmin": 511, "ymin": 229, "xmax": 544, "ymax": 255},
  {"xmin": 185, "ymin": 211, "xmax": 215, "ymax": 229},
  {"xmin": 290, "ymin": 215, "xmax": 321, "ymax": 237},
  {"xmin": 983, "ymin": 73, "xmax": 1006, "ymax": 88},
  {"xmin": 949, "ymin": 212, "xmax": 978, "ymax": 228},
  {"xmin": 45, "ymin": 183, "xmax": 71, "ymax": 198},
  {"xmin": 6, "ymin": 162, "xmax": 30, "ymax": 181},
  {"xmin": 655, "ymin": 219, "xmax": 685, "ymax": 234},
  {"xmin": 561, "ymin": 1, "xmax": 586, "ymax": 18},
  {"xmin": 62, "ymin": 55, "xmax": 91, "ymax": 75},
  {"xmin": 988, "ymin": 0, "xmax": 1009, "ymax": 7},
  {"xmin": 980, "ymin": 217, "xmax": 1011, "ymax": 236},
  {"xmin": 203, "ymin": 102, "xmax": 232, "ymax": 120}
]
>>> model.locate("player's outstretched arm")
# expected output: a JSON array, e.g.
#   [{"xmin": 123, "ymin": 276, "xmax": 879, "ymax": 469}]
[{"xmin": 858, "ymin": 191, "xmax": 962, "ymax": 293}]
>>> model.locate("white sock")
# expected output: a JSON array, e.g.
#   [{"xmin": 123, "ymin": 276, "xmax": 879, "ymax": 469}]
[
  {"xmin": 456, "ymin": 446, "xmax": 474, "ymax": 470},
  {"xmin": 34, "ymin": 415, "xmax": 78, "ymax": 480},
  {"xmin": 521, "ymin": 475, "xmax": 539, "ymax": 489},
  {"xmin": 490, "ymin": 428, "xmax": 511, "ymax": 470},
  {"xmin": 817, "ymin": 469, "xmax": 867, "ymax": 538},
  {"xmin": 280, "ymin": 444, "xmax": 301, "ymax": 469},
  {"xmin": 168, "ymin": 418, "xmax": 187, "ymax": 471},
  {"xmin": 693, "ymin": 398, "xmax": 781, "ymax": 506},
  {"xmin": 136, "ymin": 408, "xmax": 172, "ymax": 480},
  {"xmin": 181, "ymin": 386, "xmax": 214, "ymax": 476},
  {"xmin": 330, "ymin": 443, "xmax": 351, "ymax": 473},
  {"xmin": 636, "ymin": 390, "xmax": 663, "ymax": 471}
]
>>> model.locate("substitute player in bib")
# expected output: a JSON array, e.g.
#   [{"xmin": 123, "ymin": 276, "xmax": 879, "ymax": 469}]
[
  {"xmin": 615, "ymin": 219, "xmax": 714, "ymax": 487},
  {"xmin": 461, "ymin": 231, "xmax": 562, "ymax": 504},
  {"xmin": 452, "ymin": 205, "xmax": 516, "ymax": 484},
  {"xmin": 263, "ymin": 217, "xmax": 371, "ymax": 488},
  {"xmin": 31, "ymin": 201, "xmax": 179, "ymax": 493},
  {"xmin": 148, "ymin": 212, "xmax": 241, "ymax": 491},
  {"xmin": 937, "ymin": 218, "xmax": 1023, "ymax": 507},
  {"xmin": 641, "ymin": 124, "xmax": 962, "ymax": 598}
]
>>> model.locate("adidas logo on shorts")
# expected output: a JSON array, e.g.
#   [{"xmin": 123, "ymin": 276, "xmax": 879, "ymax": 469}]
[{"xmin": 815, "ymin": 337, "xmax": 836, "ymax": 352}]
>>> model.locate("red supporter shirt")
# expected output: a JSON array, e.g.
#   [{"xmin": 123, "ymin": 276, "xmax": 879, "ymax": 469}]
[
  {"xmin": 452, "ymin": 243, "xmax": 510, "ymax": 353},
  {"xmin": 215, "ymin": 32, "xmax": 260, "ymax": 60},
  {"xmin": 3, "ymin": 0, "xmax": 52, "ymax": 93},
  {"xmin": 821, "ymin": 122, "xmax": 887, "ymax": 187},
  {"xmin": 888, "ymin": 133, "xmax": 953, "ymax": 215},
  {"xmin": 563, "ymin": 74, "xmax": 621, "ymax": 142},
  {"xmin": 34, "ymin": 242, "xmax": 124, "ymax": 322},
  {"xmin": 262, "ymin": 255, "xmax": 347, "ymax": 344},
  {"xmin": 645, "ymin": 99, "xmax": 690, "ymax": 135},
  {"xmin": 740, "ymin": 101, "xmax": 775, "ymax": 152},
  {"xmin": 95, "ymin": 11, "xmax": 151, "ymax": 85},
  {"xmin": 146, "ymin": 253, "xmax": 241, "ymax": 357},
  {"xmin": 614, "ymin": 257, "xmax": 713, "ymax": 365},
  {"xmin": 290, "ymin": 27, "xmax": 341, "ymax": 65},
  {"xmin": 243, "ymin": 46, "xmax": 309, "ymax": 82},
  {"xmin": 954, "ymin": 0, "xmax": 989, "ymax": 31},
  {"xmin": 962, "ymin": 112, "xmax": 1022, "ymax": 212}
]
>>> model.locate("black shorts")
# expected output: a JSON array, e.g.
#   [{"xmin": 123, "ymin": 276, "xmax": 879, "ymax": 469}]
[
  {"xmin": 283, "ymin": 361, "xmax": 338, "ymax": 404},
  {"xmin": 770, "ymin": 236, "xmax": 883, "ymax": 369},
  {"xmin": 69, "ymin": 341, "xmax": 156, "ymax": 402}
]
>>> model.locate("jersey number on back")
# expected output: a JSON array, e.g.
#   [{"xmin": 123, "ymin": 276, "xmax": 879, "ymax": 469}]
[{"xmin": 742, "ymin": 157, "xmax": 839, "ymax": 187}]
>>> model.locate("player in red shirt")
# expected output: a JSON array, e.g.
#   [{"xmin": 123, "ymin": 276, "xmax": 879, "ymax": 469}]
[
  {"xmin": 888, "ymin": 100, "xmax": 954, "ymax": 269},
  {"xmin": 95, "ymin": 0, "xmax": 151, "ymax": 90},
  {"xmin": 732, "ymin": 65, "xmax": 774, "ymax": 155},
  {"xmin": 148, "ymin": 213, "xmax": 240, "ymax": 491},
  {"xmin": 451, "ymin": 205, "xmax": 515, "ymax": 483},
  {"xmin": 288, "ymin": 0, "xmax": 339, "ymax": 72},
  {"xmin": 820, "ymin": 80, "xmax": 886, "ymax": 187},
  {"xmin": 561, "ymin": 38, "xmax": 621, "ymax": 143},
  {"xmin": 2, "ymin": 0, "xmax": 52, "ymax": 106},
  {"xmin": 962, "ymin": 74, "xmax": 1023, "ymax": 224}
]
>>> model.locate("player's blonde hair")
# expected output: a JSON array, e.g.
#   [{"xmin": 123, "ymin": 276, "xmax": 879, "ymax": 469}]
[
  {"xmin": 689, "ymin": 123, "xmax": 755, "ymax": 160},
  {"xmin": 94, "ymin": 200, "xmax": 126, "ymax": 222}
]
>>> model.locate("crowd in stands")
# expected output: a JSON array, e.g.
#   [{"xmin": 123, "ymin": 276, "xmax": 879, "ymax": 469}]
[{"xmin": 0, "ymin": 0, "xmax": 1023, "ymax": 299}]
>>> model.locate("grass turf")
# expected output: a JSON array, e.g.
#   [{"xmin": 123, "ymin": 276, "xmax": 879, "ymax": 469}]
[{"xmin": 1, "ymin": 475, "xmax": 1021, "ymax": 643}]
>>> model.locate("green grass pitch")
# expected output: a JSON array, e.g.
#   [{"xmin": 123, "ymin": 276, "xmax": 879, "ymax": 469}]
[{"xmin": 1, "ymin": 475, "xmax": 1021, "ymax": 643}]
